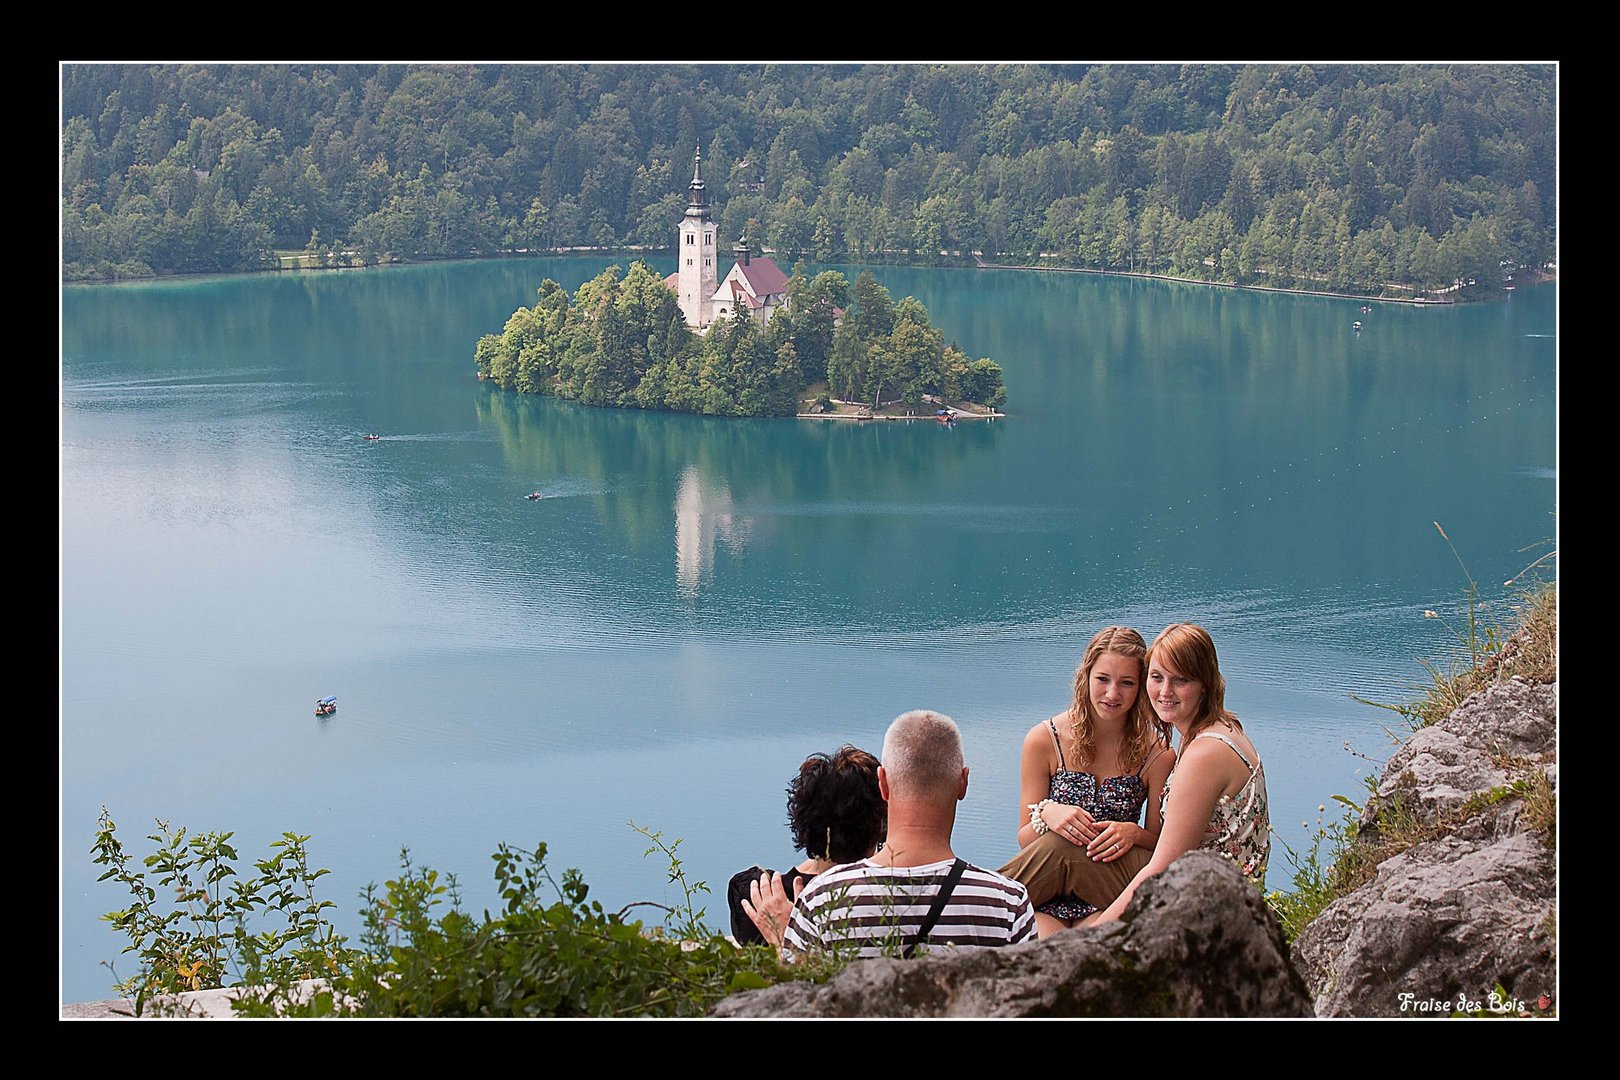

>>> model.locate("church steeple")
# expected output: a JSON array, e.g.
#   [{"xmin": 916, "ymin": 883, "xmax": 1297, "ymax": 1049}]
[{"xmin": 685, "ymin": 150, "xmax": 710, "ymax": 218}]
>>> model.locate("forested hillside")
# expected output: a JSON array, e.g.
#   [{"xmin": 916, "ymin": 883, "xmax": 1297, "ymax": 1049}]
[{"xmin": 62, "ymin": 63, "xmax": 1554, "ymax": 293}]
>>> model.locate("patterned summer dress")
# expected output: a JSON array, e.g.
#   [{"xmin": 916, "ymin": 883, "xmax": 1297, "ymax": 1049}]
[
  {"xmin": 1160, "ymin": 729, "xmax": 1270, "ymax": 886},
  {"xmin": 1038, "ymin": 719, "xmax": 1160, "ymax": 921}
]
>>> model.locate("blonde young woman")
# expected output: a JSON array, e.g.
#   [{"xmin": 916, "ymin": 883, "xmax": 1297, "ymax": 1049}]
[
  {"xmin": 1003, "ymin": 624, "xmax": 1270, "ymax": 925},
  {"xmin": 1001, "ymin": 626, "xmax": 1175, "ymax": 938}
]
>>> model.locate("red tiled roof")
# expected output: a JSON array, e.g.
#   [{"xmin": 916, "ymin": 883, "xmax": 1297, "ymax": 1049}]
[{"xmin": 736, "ymin": 256, "xmax": 788, "ymax": 298}]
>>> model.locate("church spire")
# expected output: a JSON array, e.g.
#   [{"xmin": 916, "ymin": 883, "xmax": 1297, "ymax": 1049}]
[{"xmin": 685, "ymin": 149, "xmax": 709, "ymax": 218}]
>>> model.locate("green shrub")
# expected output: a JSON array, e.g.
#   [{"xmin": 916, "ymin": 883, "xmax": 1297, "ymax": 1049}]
[
  {"xmin": 96, "ymin": 814, "xmax": 804, "ymax": 1017},
  {"xmin": 92, "ymin": 808, "xmax": 348, "ymax": 1015}
]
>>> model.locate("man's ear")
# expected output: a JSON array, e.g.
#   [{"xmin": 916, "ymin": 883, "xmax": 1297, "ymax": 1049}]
[
  {"xmin": 958, "ymin": 765, "xmax": 969, "ymax": 801},
  {"xmin": 878, "ymin": 765, "xmax": 892, "ymax": 802}
]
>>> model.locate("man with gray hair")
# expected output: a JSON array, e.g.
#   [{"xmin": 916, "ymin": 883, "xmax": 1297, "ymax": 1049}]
[{"xmin": 745, "ymin": 710, "xmax": 1034, "ymax": 958}]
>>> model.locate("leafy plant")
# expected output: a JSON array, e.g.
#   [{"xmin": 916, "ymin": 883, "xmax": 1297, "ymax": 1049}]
[
  {"xmin": 96, "ymin": 811, "xmax": 806, "ymax": 1017},
  {"xmin": 92, "ymin": 808, "xmax": 353, "ymax": 1015},
  {"xmin": 321, "ymin": 834, "xmax": 791, "ymax": 1017}
]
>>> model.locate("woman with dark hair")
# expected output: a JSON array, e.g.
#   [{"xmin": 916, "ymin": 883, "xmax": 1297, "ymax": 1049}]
[{"xmin": 726, "ymin": 744, "xmax": 886, "ymax": 946}]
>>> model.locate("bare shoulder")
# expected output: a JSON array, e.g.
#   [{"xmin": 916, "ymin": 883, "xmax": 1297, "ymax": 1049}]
[
  {"xmin": 1205, "ymin": 723, "xmax": 1261, "ymax": 764},
  {"xmin": 1017, "ymin": 712, "xmax": 1069, "ymax": 773},
  {"xmin": 1180, "ymin": 731, "xmax": 1244, "ymax": 769},
  {"xmin": 1021, "ymin": 717, "xmax": 1062, "ymax": 763},
  {"xmin": 1185, "ymin": 726, "xmax": 1259, "ymax": 785},
  {"xmin": 1024, "ymin": 714, "xmax": 1064, "ymax": 748}
]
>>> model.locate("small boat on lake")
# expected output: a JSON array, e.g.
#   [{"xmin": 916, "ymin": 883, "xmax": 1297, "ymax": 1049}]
[
  {"xmin": 315, "ymin": 695, "xmax": 337, "ymax": 716},
  {"xmin": 1353, "ymin": 321, "xmax": 1363, "ymax": 332},
  {"xmin": 525, "ymin": 492, "xmax": 544, "ymax": 501},
  {"xmin": 362, "ymin": 434, "xmax": 381, "ymax": 441}
]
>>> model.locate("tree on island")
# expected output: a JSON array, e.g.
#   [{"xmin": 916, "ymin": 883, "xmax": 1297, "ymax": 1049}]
[
  {"xmin": 826, "ymin": 271, "xmax": 1006, "ymax": 413},
  {"xmin": 475, "ymin": 262, "xmax": 1005, "ymax": 418}
]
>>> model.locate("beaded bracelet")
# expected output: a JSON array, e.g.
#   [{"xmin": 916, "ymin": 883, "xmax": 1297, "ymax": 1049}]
[{"xmin": 1028, "ymin": 799, "xmax": 1052, "ymax": 836}]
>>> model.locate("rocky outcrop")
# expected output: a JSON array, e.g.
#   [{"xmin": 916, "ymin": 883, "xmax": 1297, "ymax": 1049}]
[
  {"xmin": 60, "ymin": 979, "xmax": 331, "ymax": 1019},
  {"xmin": 1291, "ymin": 677, "xmax": 1557, "ymax": 1017},
  {"xmin": 713, "ymin": 851, "xmax": 1312, "ymax": 1018},
  {"xmin": 1369, "ymin": 676, "xmax": 1555, "ymax": 826}
]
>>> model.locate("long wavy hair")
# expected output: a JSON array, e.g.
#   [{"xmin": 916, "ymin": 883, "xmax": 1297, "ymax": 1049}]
[
  {"xmin": 1148, "ymin": 623, "xmax": 1240, "ymax": 739},
  {"xmin": 1065, "ymin": 626, "xmax": 1167, "ymax": 772}
]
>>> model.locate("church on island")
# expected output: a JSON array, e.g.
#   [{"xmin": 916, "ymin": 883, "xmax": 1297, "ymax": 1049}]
[{"xmin": 663, "ymin": 151, "xmax": 789, "ymax": 333}]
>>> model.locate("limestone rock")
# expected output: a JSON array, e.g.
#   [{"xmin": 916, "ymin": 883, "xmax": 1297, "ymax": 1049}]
[
  {"xmin": 712, "ymin": 851, "xmax": 1311, "ymax": 1018},
  {"xmin": 1292, "ymin": 830, "xmax": 1555, "ymax": 1017},
  {"xmin": 1370, "ymin": 677, "xmax": 1555, "ymax": 827},
  {"xmin": 1293, "ymin": 676, "xmax": 1558, "ymax": 1017}
]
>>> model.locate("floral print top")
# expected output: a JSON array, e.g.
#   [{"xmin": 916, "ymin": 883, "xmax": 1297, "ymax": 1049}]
[
  {"xmin": 1161, "ymin": 730, "xmax": 1270, "ymax": 887},
  {"xmin": 1038, "ymin": 719, "xmax": 1154, "ymax": 921}
]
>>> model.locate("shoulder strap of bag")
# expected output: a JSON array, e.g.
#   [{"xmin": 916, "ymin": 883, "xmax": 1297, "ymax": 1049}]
[{"xmin": 902, "ymin": 858, "xmax": 968, "ymax": 958}]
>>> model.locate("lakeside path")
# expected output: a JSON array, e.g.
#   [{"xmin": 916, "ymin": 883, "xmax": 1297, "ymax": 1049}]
[
  {"xmin": 972, "ymin": 259, "xmax": 1458, "ymax": 305},
  {"xmin": 796, "ymin": 411, "xmax": 1003, "ymax": 421}
]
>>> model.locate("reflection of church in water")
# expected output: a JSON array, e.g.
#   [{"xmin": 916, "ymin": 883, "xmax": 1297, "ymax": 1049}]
[
  {"xmin": 663, "ymin": 151, "xmax": 789, "ymax": 333},
  {"xmin": 674, "ymin": 466, "xmax": 752, "ymax": 599}
]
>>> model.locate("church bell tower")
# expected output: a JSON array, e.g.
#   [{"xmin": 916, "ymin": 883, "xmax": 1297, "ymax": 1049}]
[{"xmin": 677, "ymin": 150, "xmax": 719, "ymax": 329}]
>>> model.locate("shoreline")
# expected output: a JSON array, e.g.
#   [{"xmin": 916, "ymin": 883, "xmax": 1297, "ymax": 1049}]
[
  {"xmin": 64, "ymin": 249, "xmax": 1555, "ymax": 305},
  {"xmin": 973, "ymin": 259, "xmax": 1462, "ymax": 305},
  {"xmin": 796, "ymin": 411, "xmax": 1002, "ymax": 421}
]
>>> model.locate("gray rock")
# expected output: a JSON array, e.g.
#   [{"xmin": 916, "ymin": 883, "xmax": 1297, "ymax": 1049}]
[
  {"xmin": 1292, "ymin": 830, "xmax": 1555, "ymax": 1017},
  {"xmin": 713, "ymin": 851, "xmax": 1311, "ymax": 1017},
  {"xmin": 61, "ymin": 998, "xmax": 137, "ymax": 1019},
  {"xmin": 1293, "ymin": 675, "xmax": 1558, "ymax": 1018},
  {"xmin": 59, "ymin": 979, "xmax": 332, "ymax": 1019},
  {"xmin": 1371, "ymin": 678, "xmax": 1555, "ymax": 826}
]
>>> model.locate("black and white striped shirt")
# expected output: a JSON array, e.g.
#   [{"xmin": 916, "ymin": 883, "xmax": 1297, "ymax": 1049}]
[{"xmin": 782, "ymin": 857, "xmax": 1035, "ymax": 959}]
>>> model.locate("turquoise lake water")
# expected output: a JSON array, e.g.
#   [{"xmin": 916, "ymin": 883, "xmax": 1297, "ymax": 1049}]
[{"xmin": 60, "ymin": 258, "xmax": 1556, "ymax": 1002}]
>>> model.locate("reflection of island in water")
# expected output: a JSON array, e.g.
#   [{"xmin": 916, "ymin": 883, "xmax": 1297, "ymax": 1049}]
[{"xmin": 674, "ymin": 466, "xmax": 752, "ymax": 599}]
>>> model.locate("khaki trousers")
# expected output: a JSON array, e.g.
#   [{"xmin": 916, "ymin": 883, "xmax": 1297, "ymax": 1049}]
[{"xmin": 998, "ymin": 832, "xmax": 1152, "ymax": 908}]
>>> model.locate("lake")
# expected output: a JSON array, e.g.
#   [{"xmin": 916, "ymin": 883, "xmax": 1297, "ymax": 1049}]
[{"xmin": 60, "ymin": 257, "xmax": 1556, "ymax": 1003}]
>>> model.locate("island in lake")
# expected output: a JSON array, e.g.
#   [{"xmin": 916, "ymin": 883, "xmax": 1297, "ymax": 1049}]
[{"xmin": 474, "ymin": 152, "xmax": 1007, "ymax": 419}]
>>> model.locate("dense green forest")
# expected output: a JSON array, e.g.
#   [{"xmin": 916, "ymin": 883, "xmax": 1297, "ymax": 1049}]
[
  {"xmin": 475, "ymin": 264, "xmax": 1006, "ymax": 417},
  {"xmin": 62, "ymin": 63, "xmax": 1554, "ymax": 294}
]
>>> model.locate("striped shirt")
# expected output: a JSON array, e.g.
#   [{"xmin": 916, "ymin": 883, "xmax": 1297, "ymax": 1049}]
[{"xmin": 782, "ymin": 857, "xmax": 1035, "ymax": 959}]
